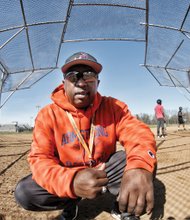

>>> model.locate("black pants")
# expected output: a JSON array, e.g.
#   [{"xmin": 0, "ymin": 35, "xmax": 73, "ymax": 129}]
[{"xmin": 14, "ymin": 150, "xmax": 126, "ymax": 211}]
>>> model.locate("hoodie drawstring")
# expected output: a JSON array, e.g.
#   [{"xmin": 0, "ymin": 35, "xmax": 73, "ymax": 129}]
[{"xmin": 66, "ymin": 111, "xmax": 95, "ymax": 167}]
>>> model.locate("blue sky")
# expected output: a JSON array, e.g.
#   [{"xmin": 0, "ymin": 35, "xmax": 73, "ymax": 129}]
[{"xmin": 0, "ymin": 40, "xmax": 189, "ymax": 125}]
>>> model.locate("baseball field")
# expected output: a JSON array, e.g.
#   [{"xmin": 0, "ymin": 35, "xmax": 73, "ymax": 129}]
[{"xmin": 0, "ymin": 125, "xmax": 190, "ymax": 220}]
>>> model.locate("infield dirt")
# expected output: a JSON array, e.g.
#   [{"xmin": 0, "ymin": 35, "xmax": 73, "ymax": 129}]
[{"xmin": 0, "ymin": 125, "xmax": 190, "ymax": 220}]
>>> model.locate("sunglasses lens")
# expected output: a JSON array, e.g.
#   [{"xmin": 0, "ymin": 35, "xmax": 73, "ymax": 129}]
[
  {"xmin": 83, "ymin": 72, "xmax": 97, "ymax": 81},
  {"xmin": 65, "ymin": 71, "xmax": 78, "ymax": 82},
  {"xmin": 65, "ymin": 71, "xmax": 97, "ymax": 83}
]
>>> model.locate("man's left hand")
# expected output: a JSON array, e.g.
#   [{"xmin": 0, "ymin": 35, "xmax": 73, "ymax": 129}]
[{"xmin": 118, "ymin": 169, "xmax": 154, "ymax": 216}]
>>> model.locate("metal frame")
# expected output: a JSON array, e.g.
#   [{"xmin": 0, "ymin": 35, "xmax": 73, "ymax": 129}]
[{"xmin": 1, "ymin": 0, "xmax": 190, "ymax": 107}]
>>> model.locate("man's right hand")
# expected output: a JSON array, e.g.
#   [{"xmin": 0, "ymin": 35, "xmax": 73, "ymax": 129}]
[{"xmin": 73, "ymin": 163, "xmax": 108, "ymax": 199}]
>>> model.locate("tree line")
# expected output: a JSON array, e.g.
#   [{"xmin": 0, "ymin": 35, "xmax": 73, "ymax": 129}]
[{"xmin": 136, "ymin": 108, "xmax": 190, "ymax": 125}]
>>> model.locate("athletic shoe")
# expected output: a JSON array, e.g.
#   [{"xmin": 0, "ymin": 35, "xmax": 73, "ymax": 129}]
[
  {"xmin": 59, "ymin": 204, "xmax": 78, "ymax": 220},
  {"xmin": 111, "ymin": 202, "xmax": 140, "ymax": 220},
  {"xmin": 111, "ymin": 209, "xmax": 121, "ymax": 220},
  {"xmin": 121, "ymin": 213, "xmax": 140, "ymax": 220},
  {"xmin": 111, "ymin": 210, "xmax": 140, "ymax": 220}
]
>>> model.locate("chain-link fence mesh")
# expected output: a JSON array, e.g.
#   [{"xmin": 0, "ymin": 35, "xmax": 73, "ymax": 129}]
[{"xmin": 1, "ymin": 0, "xmax": 190, "ymax": 106}]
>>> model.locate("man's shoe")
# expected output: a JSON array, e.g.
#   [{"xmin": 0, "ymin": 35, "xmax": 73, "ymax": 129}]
[
  {"xmin": 111, "ymin": 208, "xmax": 121, "ymax": 220},
  {"xmin": 111, "ymin": 202, "xmax": 140, "ymax": 220},
  {"xmin": 121, "ymin": 213, "xmax": 140, "ymax": 220},
  {"xmin": 111, "ymin": 210, "xmax": 140, "ymax": 220},
  {"xmin": 59, "ymin": 205, "xmax": 78, "ymax": 220}
]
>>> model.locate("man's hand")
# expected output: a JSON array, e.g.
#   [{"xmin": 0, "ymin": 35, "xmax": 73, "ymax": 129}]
[
  {"xmin": 118, "ymin": 169, "xmax": 154, "ymax": 216},
  {"xmin": 73, "ymin": 163, "xmax": 108, "ymax": 199}
]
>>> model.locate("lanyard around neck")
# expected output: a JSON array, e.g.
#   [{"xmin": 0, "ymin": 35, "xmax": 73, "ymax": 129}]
[{"xmin": 66, "ymin": 111, "xmax": 95, "ymax": 160}]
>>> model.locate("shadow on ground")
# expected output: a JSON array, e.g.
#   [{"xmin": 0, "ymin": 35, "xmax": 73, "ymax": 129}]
[
  {"xmin": 150, "ymin": 178, "xmax": 166, "ymax": 220},
  {"xmin": 73, "ymin": 193, "xmax": 116, "ymax": 220},
  {"xmin": 55, "ymin": 178, "xmax": 167, "ymax": 220}
]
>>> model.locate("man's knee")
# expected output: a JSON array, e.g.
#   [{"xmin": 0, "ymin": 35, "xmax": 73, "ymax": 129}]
[
  {"xmin": 14, "ymin": 178, "xmax": 32, "ymax": 210},
  {"xmin": 14, "ymin": 175, "xmax": 74, "ymax": 211}
]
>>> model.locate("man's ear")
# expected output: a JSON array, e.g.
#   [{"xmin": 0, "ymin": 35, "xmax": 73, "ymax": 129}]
[{"xmin": 62, "ymin": 80, "xmax": 65, "ymax": 84}]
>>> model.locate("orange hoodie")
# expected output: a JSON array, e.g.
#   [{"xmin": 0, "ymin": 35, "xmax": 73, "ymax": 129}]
[{"xmin": 28, "ymin": 84, "xmax": 157, "ymax": 198}]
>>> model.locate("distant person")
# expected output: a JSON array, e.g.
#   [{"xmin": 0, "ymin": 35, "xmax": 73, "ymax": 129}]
[
  {"xmin": 154, "ymin": 99, "xmax": 165, "ymax": 138},
  {"xmin": 14, "ymin": 122, "xmax": 19, "ymax": 133},
  {"xmin": 14, "ymin": 52, "xmax": 157, "ymax": 220},
  {"xmin": 178, "ymin": 107, "xmax": 186, "ymax": 130}
]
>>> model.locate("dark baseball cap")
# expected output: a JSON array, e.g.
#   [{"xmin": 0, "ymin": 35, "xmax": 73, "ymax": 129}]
[{"xmin": 61, "ymin": 52, "xmax": 102, "ymax": 74}]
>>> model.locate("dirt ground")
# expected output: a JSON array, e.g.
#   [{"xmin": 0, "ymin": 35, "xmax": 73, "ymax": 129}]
[{"xmin": 0, "ymin": 125, "xmax": 190, "ymax": 220}]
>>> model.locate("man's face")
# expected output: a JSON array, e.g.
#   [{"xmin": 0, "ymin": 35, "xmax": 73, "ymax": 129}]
[{"xmin": 64, "ymin": 65, "xmax": 100, "ymax": 109}]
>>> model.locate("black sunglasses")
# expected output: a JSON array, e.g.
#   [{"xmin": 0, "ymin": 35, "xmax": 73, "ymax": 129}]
[{"xmin": 64, "ymin": 71, "xmax": 98, "ymax": 83}]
